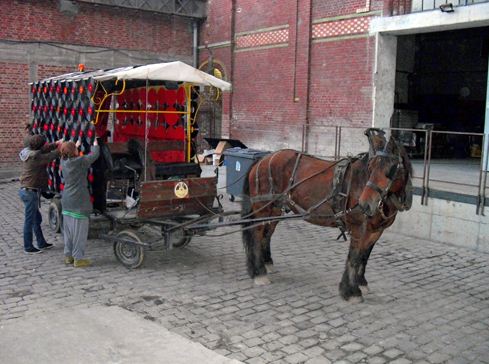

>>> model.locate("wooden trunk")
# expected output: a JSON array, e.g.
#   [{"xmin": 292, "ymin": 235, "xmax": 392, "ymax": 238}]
[{"xmin": 137, "ymin": 177, "xmax": 217, "ymax": 218}]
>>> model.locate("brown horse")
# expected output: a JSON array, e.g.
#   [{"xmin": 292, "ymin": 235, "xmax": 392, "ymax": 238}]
[{"xmin": 241, "ymin": 128, "xmax": 412, "ymax": 302}]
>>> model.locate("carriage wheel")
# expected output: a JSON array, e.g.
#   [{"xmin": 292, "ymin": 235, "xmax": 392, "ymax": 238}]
[
  {"xmin": 48, "ymin": 198, "xmax": 62, "ymax": 233},
  {"xmin": 162, "ymin": 226, "xmax": 192, "ymax": 248},
  {"xmin": 113, "ymin": 230, "xmax": 145, "ymax": 269}
]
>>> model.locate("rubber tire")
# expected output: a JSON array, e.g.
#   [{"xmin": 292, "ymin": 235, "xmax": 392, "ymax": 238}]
[
  {"xmin": 48, "ymin": 199, "xmax": 62, "ymax": 233},
  {"xmin": 113, "ymin": 229, "xmax": 145, "ymax": 269},
  {"xmin": 162, "ymin": 227, "xmax": 192, "ymax": 248}
]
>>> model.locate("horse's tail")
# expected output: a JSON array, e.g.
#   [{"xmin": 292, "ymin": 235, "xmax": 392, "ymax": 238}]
[{"xmin": 242, "ymin": 162, "xmax": 256, "ymax": 278}]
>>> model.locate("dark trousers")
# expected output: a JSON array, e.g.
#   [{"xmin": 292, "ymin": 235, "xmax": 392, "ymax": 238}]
[{"xmin": 19, "ymin": 189, "xmax": 47, "ymax": 250}]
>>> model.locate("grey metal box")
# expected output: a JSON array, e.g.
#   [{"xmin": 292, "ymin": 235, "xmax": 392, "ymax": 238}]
[{"xmin": 223, "ymin": 148, "xmax": 270, "ymax": 198}]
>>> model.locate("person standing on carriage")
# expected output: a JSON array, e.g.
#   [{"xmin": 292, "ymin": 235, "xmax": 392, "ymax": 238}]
[
  {"xmin": 60, "ymin": 138, "xmax": 100, "ymax": 268},
  {"xmin": 19, "ymin": 134, "xmax": 61, "ymax": 254}
]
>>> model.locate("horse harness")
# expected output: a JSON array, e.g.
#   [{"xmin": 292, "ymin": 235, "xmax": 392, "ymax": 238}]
[
  {"xmin": 250, "ymin": 151, "xmax": 367, "ymax": 238},
  {"xmin": 249, "ymin": 135, "xmax": 412, "ymax": 230}
]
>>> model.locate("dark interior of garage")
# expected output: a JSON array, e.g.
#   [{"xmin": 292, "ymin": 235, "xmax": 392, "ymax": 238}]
[{"xmin": 393, "ymin": 26, "xmax": 489, "ymax": 159}]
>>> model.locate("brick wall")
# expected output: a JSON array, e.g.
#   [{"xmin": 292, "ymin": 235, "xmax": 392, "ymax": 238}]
[
  {"xmin": 309, "ymin": 37, "xmax": 376, "ymax": 126},
  {"xmin": 200, "ymin": 0, "xmax": 387, "ymax": 152},
  {"xmin": 0, "ymin": 0, "xmax": 193, "ymax": 168},
  {"xmin": 1, "ymin": 0, "xmax": 192, "ymax": 54},
  {"xmin": 0, "ymin": 63, "xmax": 29, "ymax": 165}
]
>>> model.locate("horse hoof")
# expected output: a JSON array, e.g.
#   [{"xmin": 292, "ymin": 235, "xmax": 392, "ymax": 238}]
[
  {"xmin": 347, "ymin": 295, "xmax": 364, "ymax": 304},
  {"xmin": 359, "ymin": 285, "xmax": 369, "ymax": 295},
  {"xmin": 265, "ymin": 264, "xmax": 274, "ymax": 274},
  {"xmin": 254, "ymin": 276, "xmax": 271, "ymax": 285}
]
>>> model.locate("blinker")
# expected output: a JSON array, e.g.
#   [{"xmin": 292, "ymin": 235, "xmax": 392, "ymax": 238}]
[{"xmin": 386, "ymin": 164, "xmax": 398, "ymax": 180}]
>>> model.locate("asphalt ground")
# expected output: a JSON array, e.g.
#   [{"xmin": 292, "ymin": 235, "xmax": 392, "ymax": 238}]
[{"xmin": 0, "ymin": 174, "xmax": 488, "ymax": 363}]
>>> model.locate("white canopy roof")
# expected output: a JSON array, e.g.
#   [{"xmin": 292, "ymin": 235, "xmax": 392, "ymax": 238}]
[{"xmin": 94, "ymin": 61, "xmax": 231, "ymax": 91}]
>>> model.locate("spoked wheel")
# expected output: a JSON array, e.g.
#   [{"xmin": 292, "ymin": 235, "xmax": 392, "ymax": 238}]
[
  {"xmin": 113, "ymin": 229, "xmax": 145, "ymax": 269},
  {"xmin": 48, "ymin": 198, "xmax": 62, "ymax": 233},
  {"xmin": 162, "ymin": 226, "xmax": 192, "ymax": 248}
]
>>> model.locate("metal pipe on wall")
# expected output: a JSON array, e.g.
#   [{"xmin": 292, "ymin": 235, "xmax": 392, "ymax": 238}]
[
  {"xmin": 303, "ymin": 0, "xmax": 313, "ymax": 155},
  {"xmin": 229, "ymin": 0, "xmax": 237, "ymax": 122},
  {"xmin": 192, "ymin": 21, "xmax": 198, "ymax": 68}
]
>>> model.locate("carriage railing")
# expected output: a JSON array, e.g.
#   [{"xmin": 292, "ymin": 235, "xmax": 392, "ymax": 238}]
[{"xmin": 232, "ymin": 125, "xmax": 488, "ymax": 215}]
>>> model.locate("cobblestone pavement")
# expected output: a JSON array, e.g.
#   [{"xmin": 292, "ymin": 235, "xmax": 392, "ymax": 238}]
[{"xmin": 1, "ymin": 179, "xmax": 489, "ymax": 364}]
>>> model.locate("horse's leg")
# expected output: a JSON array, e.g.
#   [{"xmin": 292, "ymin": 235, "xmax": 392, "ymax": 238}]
[
  {"xmin": 263, "ymin": 221, "xmax": 278, "ymax": 273},
  {"xmin": 339, "ymin": 228, "xmax": 381, "ymax": 303},
  {"xmin": 243, "ymin": 222, "xmax": 270, "ymax": 285},
  {"xmin": 357, "ymin": 236, "xmax": 379, "ymax": 295}
]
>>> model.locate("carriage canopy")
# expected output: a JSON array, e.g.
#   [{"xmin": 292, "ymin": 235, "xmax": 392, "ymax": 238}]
[{"xmin": 32, "ymin": 61, "xmax": 231, "ymax": 91}]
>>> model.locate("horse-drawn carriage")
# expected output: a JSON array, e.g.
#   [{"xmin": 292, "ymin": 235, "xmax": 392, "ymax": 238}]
[
  {"xmin": 30, "ymin": 61, "xmax": 231, "ymax": 267},
  {"xmin": 29, "ymin": 61, "xmax": 413, "ymax": 302}
]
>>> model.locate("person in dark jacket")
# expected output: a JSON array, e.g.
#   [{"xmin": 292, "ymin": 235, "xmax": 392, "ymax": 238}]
[
  {"xmin": 19, "ymin": 134, "xmax": 61, "ymax": 254},
  {"xmin": 60, "ymin": 138, "xmax": 100, "ymax": 267}
]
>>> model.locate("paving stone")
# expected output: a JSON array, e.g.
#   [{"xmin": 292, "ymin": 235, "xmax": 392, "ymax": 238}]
[
  {"xmin": 259, "ymin": 351, "xmax": 285, "ymax": 363},
  {"xmin": 367, "ymin": 356, "xmax": 386, "ymax": 364},
  {"xmin": 390, "ymin": 359, "xmax": 412, "ymax": 364},
  {"xmin": 345, "ymin": 351, "xmax": 367, "ymax": 363},
  {"xmin": 384, "ymin": 348, "xmax": 404, "ymax": 359},
  {"xmin": 242, "ymin": 345, "xmax": 266, "ymax": 358},
  {"xmin": 427, "ymin": 352, "xmax": 451, "ymax": 364},
  {"xmin": 0, "ymin": 180, "xmax": 488, "ymax": 363},
  {"xmin": 281, "ymin": 344, "xmax": 302, "ymax": 355},
  {"xmin": 324, "ymin": 348, "xmax": 346, "ymax": 361},
  {"xmin": 363, "ymin": 345, "xmax": 383, "ymax": 355},
  {"xmin": 341, "ymin": 342, "xmax": 364, "ymax": 352},
  {"xmin": 285, "ymin": 352, "xmax": 309, "ymax": 364},
  {"xmin": 305, "ymin": 356, "xmax": 331, "ymax": 364},
  {"xmin": 303, "ymin": 345, "xmax": 325, "ymax": 358},
  {"xmin": 299, "ymin": 337, "xmax": 319, "ymax": 349}
]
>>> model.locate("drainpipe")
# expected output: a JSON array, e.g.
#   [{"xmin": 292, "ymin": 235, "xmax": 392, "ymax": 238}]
[
  {"xmin": 192, "ymin": 21, "xmax": 198, "ymax": 67},
  {"xmin": 229, "ymin": 0, "xmax": 237, "ymax": 122},
  {"xmin": 303, "ymin": 0, "xmax": 313, "ymax": 153}
]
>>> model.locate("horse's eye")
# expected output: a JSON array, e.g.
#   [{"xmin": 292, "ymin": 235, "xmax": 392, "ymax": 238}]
[{"xmin": 386, "ymin": 164, "xmax": 397, "ymax": 179}]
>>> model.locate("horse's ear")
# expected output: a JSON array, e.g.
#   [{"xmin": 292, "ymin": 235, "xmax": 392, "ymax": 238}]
[{"xmin": 364, "ymin": 128, "xmax": 386, "ymax": 156}]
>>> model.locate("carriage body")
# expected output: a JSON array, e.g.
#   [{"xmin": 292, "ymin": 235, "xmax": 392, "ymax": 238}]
[{"xmin": 29, "ymin": 62, "xmax": 230, "ymax": 267}]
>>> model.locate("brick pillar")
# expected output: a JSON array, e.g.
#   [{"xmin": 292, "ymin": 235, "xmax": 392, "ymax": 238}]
[{"xmin": 294, "ymin": 0, "xmax": 313, "ymax": 149}]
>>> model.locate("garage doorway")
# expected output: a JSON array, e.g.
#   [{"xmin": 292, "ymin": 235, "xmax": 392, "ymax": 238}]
[{"xmin": 393, "ymin": 26, "xmax": 489, "ymax": 160}]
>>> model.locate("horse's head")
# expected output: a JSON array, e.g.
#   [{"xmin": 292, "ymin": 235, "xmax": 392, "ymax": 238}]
[{"xmin": 358, "ymin": 128, "xmax": 412, "ymax": 217}]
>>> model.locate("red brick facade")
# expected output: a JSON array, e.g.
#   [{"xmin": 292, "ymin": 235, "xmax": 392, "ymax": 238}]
[
  {"xmin": 200, "ymin": 0, "xmax": 384, "ymax": 149},
  {"xmin": 0, "ymin": 62, "xmax": 29, "ymax": 163},
  {"xmin": 2, "ymin": 0, "xmax": 389, "ymax": 165},
  {"xmin": 0, "ymin": 0, "xmax": 192, "ymax": 167},
  {"xmin": 1, "ymin": 0, "xmax": 192, "ymax": 54}
]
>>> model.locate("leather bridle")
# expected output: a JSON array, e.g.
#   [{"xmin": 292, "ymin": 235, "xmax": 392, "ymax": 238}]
[
  {"xmin": 363, "ymin": 129, "xmax": 405, "ymax": 218},
  {"xmin": 365, "ymin": 150, "xmax": 403, "ymax": 200}
]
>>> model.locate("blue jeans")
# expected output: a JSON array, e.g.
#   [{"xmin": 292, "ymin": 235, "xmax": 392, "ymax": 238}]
[{"xmin": 19, "ymin": 189, "xmax": 47, "ymax": 250}]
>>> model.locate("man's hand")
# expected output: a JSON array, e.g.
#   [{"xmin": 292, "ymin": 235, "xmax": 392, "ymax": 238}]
[
  {"xmin": 93, "ymin": 138, "xmax": 99, "ymax": 146},
  {"xmin": 75, "ymin": 139, "xmax": 82, "ymax": 148}
]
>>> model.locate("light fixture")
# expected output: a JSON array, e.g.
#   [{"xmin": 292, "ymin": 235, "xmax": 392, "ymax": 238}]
[{"xmin": 440, "ymin": 3, "xmax": 454, "ymax": 13}]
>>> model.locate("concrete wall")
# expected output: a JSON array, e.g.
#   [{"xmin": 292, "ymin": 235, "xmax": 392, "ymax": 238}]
[
  {"xmin": 391, "ymin": 195, "xmax": 489, "ymax": 252},
  {"xmin": 0, "ymin": 0, "xmax": 193, "ymax": 167}
]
